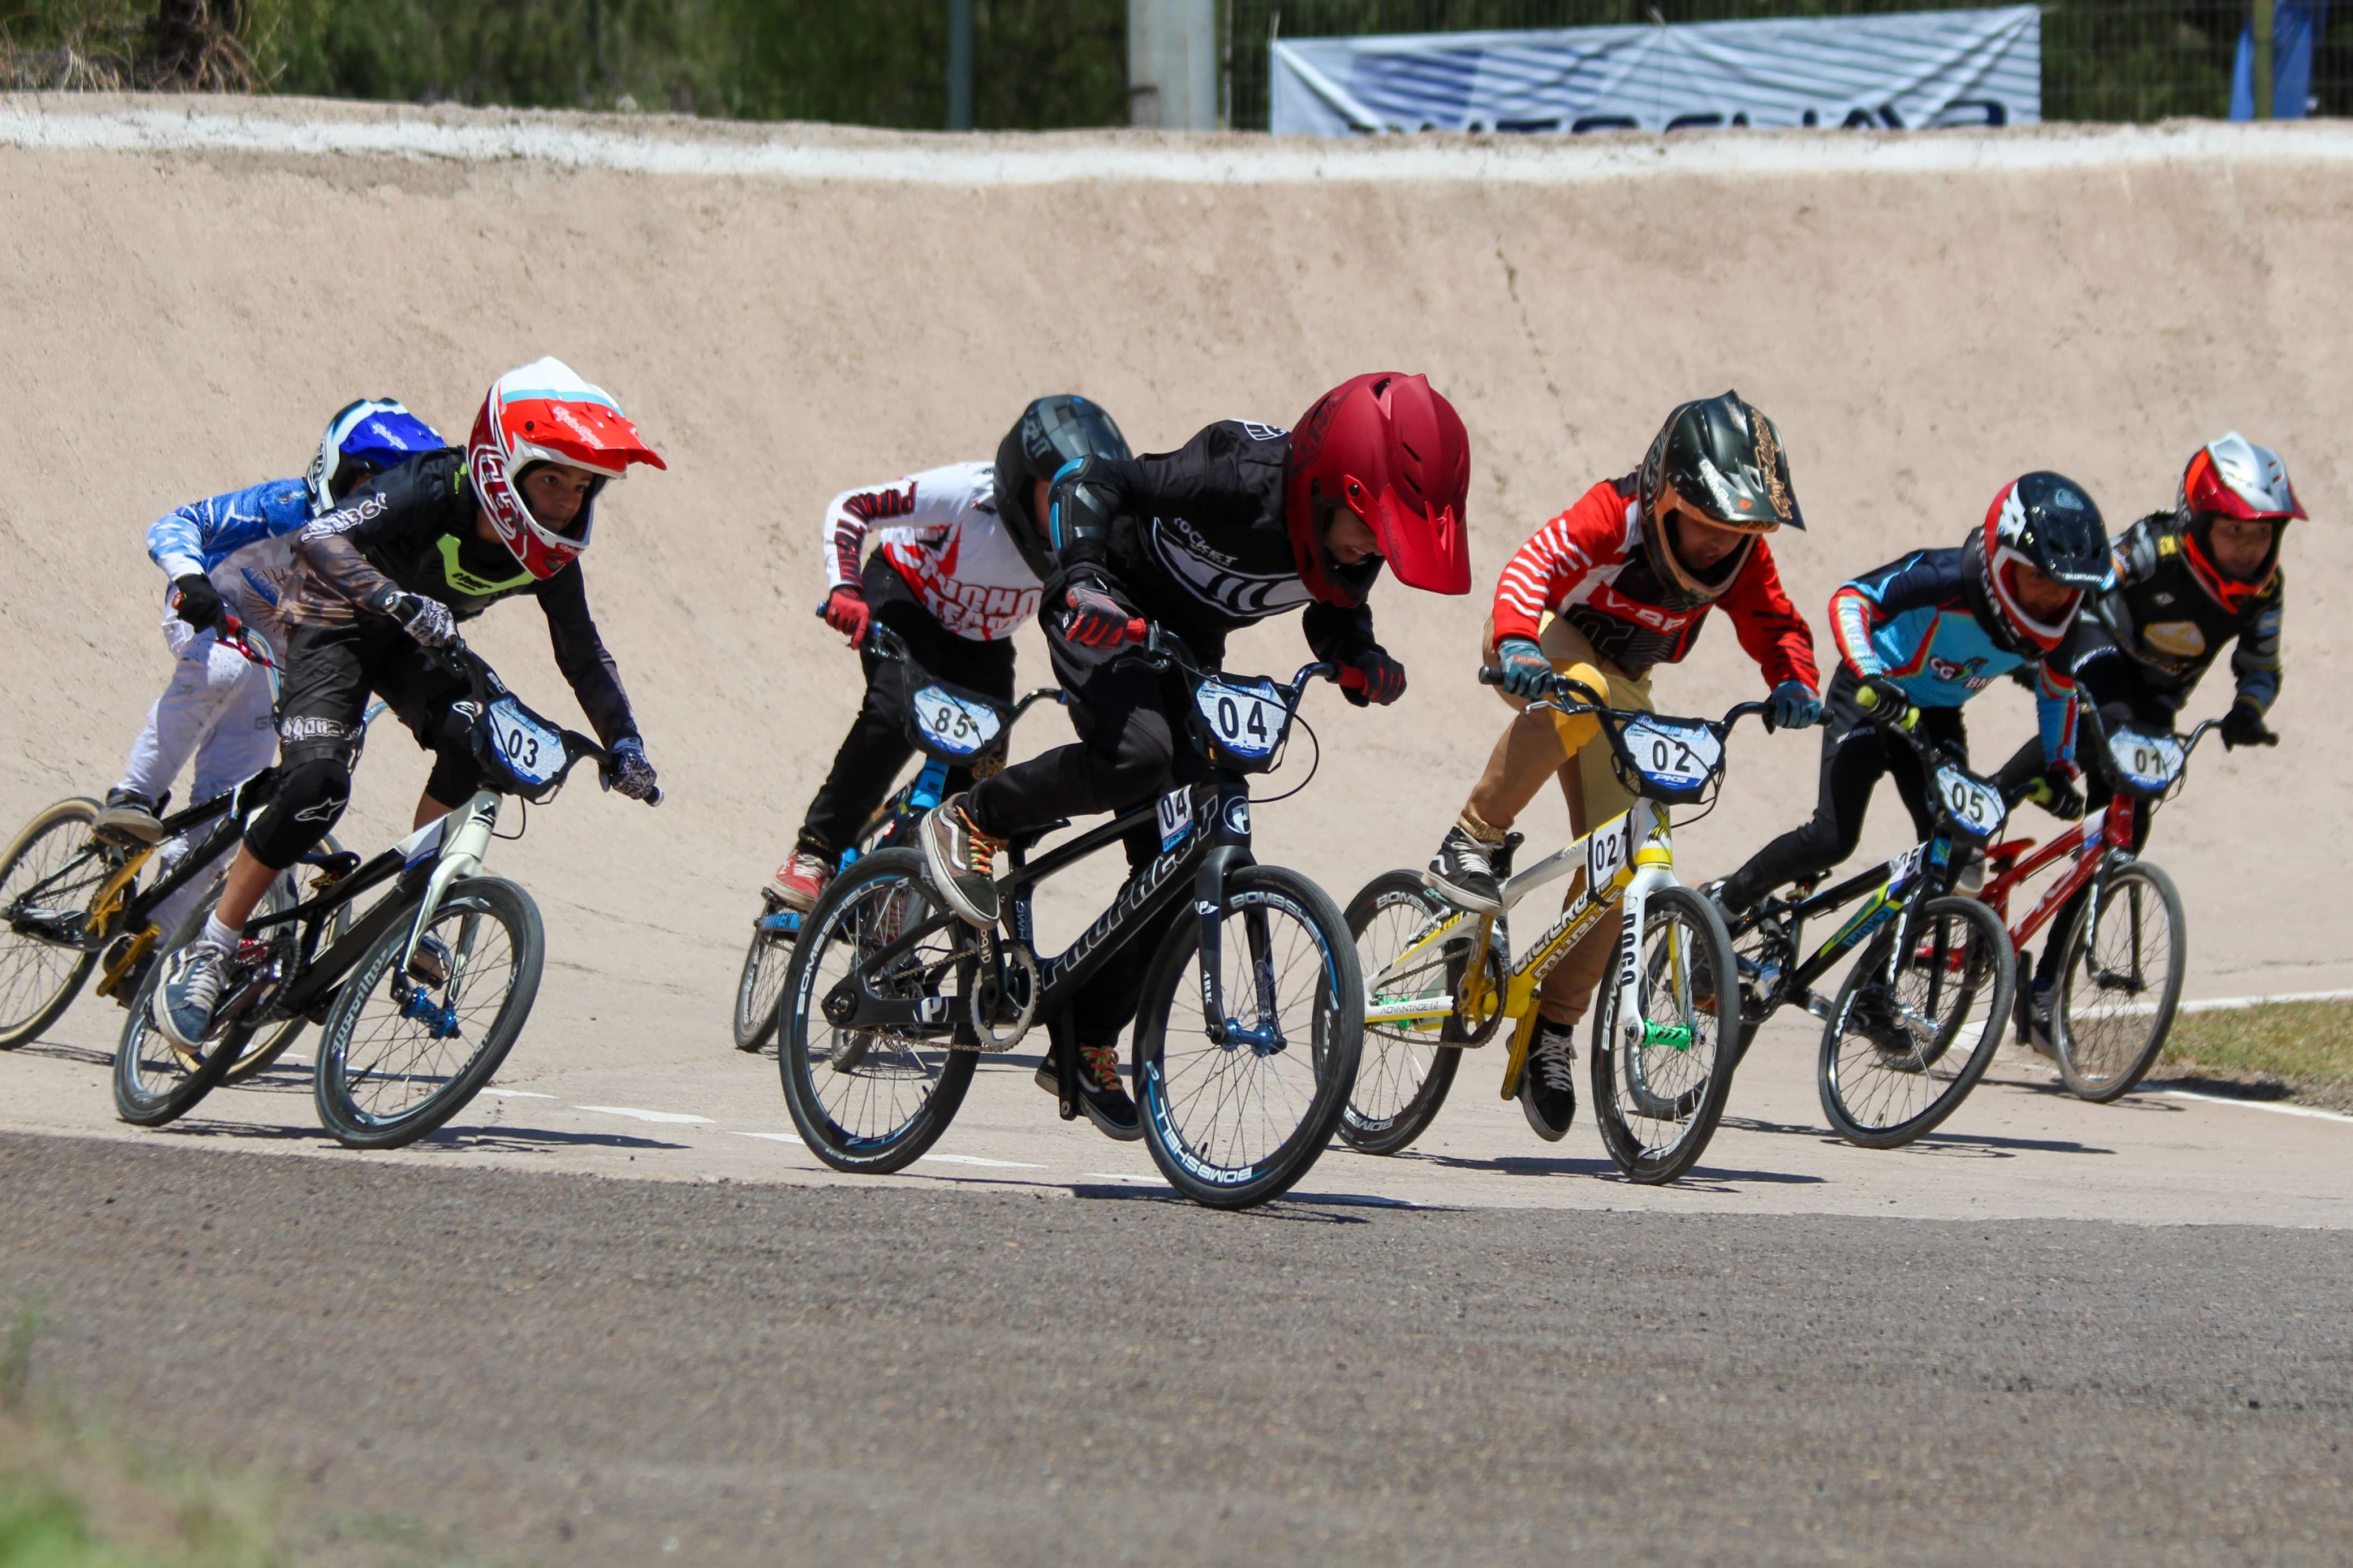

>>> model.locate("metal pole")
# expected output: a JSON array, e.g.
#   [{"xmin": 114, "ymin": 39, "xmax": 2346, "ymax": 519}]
[
  {"xmin": 948, "ymin": 0, "xmax": 975, "ymax": 131},
  {"xmin": 2253, "ymin": 0, "xmax": 2276, "ymax": 119}
]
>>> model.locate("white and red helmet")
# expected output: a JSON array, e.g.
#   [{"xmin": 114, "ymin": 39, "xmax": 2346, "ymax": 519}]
[
  {"xmin": 468, "ymin": 358, "xmax": 666, "ymax": 580},
  {"xmin": 2176, "ymin": 433, "xmax": 2305, "ymax": 612}
]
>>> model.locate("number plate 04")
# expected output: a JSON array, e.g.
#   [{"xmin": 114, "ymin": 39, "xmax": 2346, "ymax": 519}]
[{"xmin": 1193, "ymin": 678, "xmax": 1289, "ymax": 761}]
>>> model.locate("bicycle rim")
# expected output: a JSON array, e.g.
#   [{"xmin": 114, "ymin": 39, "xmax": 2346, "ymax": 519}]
[
  {"xmin": 1342, "ymin": 871, "xmax": 1463, "ymax": 1155},
  {"xmin": 1590, "ymin": 884, "xmax": 1738, "ymax": 1183},
  {"xmin": 2055, "ymin": 861, "xmax": 2186, "ymax": 1102},
  {"xmin": 0, "ymin": 800, "xmax": 107, "ymax": 1048},
  {"xmin": 1818, "ymin": 895, "xmax": 2014, "ymax": 1148},
  {"xmin": 111, "ymin": 913, "xmax": 241, "ymax": 1127}
]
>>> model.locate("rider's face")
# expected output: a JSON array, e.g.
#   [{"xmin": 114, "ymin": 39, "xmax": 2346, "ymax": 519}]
[
  {"xmin": 1031, "ymin": 478, "xmax": 1053, "ymax": 534},
  {"xmin": 2009, "ymin": 561, "xmax": 2079, "ymax": 621},
  {"xmin": 1669, "ymin": 509, "xmax": 1752, "ymax": 570},
  {"xmin": 523, "ymin": 463, "xmax": 598, "ymax": 532},
  {"xmin": 1324, "ymin": 505, "xmax": 1380, "ymax": 565},
  {"xmin": 2205, "ymin": 515, "xmax": 2276, "ymax": 578}
]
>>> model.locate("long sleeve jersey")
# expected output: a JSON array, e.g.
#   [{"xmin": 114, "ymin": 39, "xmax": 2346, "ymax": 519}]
[
  {"xmin": 2089, "ymin": 510, "xmax": 2283, "ymax": 714},
  {"xmin": 1048, "ymin": 420, "xmax": 1386, "ymax": 669},
  {"xmin": 1492, "ymin": 477, "xmax": 1818, "ymax": 688},
  {"xmin": 144, "ymin": 478, "xmax": 314, "ymax": 641},
  {"xmin": 822, "ymin": 460, "xmax": 1044, "ymax": 642},
  {"xmin": 1830, "ymin": 547, "xmax": 2077, "ymax": 762},
  {"xmin": 288, "ymin": 450, "xmax": 639, "ymax": 746}
]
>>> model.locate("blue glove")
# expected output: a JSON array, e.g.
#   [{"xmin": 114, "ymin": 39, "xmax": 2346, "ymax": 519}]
[
  {"xmin": 604, "ymin": 736, "xmax": 660, "ymax": 802},
  {"xmin": 1495, "ymin": 636, "xmax": 1554, "ymax": 699},
  {"xmin": 1767, "ymin": 680, "xmax": 1822, "ymax": 733}
]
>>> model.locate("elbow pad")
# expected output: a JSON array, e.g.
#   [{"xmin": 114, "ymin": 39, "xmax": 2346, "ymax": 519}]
[{"xmin": 1046, "ymin": 457, "xmax": 1130, "ymax": 571}]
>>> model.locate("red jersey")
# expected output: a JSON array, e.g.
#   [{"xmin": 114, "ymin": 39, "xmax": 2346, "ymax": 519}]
[{"xmin": 1493, "ymin": 476, "xmax": 1818, "ymax": 687}]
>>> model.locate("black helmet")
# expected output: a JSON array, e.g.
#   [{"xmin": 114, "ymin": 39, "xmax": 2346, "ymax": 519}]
[
  {"xmin": 1634, "ymin": 390, "xmax": 1798, "ymax": 608},
  {"xmin": 1962, "ymin": 470, "xmax": 2111, "ymax": 655},
  {"xmin": 994, "ymin": 395, "xmax": 1132, "ymax": 567}
]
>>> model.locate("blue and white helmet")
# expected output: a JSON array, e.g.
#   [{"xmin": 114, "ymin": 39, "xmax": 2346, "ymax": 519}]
[{"xmin": 307, "ymin": 399, "xmax": 447, "ymax": 516}]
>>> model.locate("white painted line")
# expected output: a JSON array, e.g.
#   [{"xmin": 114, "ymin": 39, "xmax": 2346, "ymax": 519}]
[
  {"xmin": 920, "ymin": 1154, "xmax": 1048, "ymax": 1169},
  {"xmin": 2177, "ymin": 988, "xmax": 2353, "ymax": 1014},
  {"xmin": 8, "ymin": 102, "xmax": 2353, "ymax": 186},
  {"xmin": 1081, "ymin": 1171, "xmax": 1166, "ymax": 1185},
  {"xmin": 729, "ymin": 1130, "xmax": 804, "ymax": 1145},
  {"xmin": 573, "ymin": 1105, "xmax": 713, "ymax": 1125},
  {"xmin": 2157, "ymin": 1090, "xmax": 2353, "ymax": 1125},
  {"xmin": 480, "ymin": 1088, "xmax": 556, "ymax": 1099}
]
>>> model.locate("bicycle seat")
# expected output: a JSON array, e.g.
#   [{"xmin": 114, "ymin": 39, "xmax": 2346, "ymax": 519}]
[{"xmin": 1982, "ymin": 836, "xmax": 2034, "ymax": 869}]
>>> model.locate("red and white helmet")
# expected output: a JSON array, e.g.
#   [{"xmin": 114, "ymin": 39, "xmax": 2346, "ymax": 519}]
[
  {"xmin": 2176, "ymin": 433, "xmax": 2304, "ymax": 611},
  {"xmin": 468, "ymin": 357, "xmax": 666, "ymax": 580}
]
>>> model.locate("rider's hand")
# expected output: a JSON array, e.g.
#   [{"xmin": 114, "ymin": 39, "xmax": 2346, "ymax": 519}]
[
  {"xmin": 2220, "ymin": 699, "xmax": 2278, "ymax": 750},
  {"xmin": 1339, "ymin": 650, "xmax": 1407, "ymax": 708},
  {"xmin": 1059, "ymin": 582, "xmax": 1142, "ymax": 649},
  {"xmin": 367, "ymin": 585, "xmax": 456, "ymax": 649},
  {"xmin": 819, "ymin": 585, "xmax": 870, "ymax": 646},
  {"xmin": 1766, "ymin": 680, "xmax": 1822, "ymax": 733},
  {"xmin": 2026, "ymin": 764, "xmax": 2086, "ymax": 821},
  {"xmin": 170, "ymin": 573, "xmax": 224, "ymax": 630},
  {"xmin": 1858, "ymin": 675, "xmax": 1917, "ymax": 731},
  {"xmin": 1495, "ymin": 636, "xmax": 1554, "ymax": 699},
  {"xmin": 604, "ymin": 736, "xmax": 660, "ymax": 802}
]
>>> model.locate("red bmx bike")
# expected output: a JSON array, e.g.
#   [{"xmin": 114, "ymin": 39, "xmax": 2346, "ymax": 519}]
[{"xmin": 1976, "ymin": 715, "xmax": 2223, "ymax": 1102}]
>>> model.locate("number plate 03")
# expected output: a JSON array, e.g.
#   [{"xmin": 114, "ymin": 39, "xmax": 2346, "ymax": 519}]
[
  {"xmin": 487, "ymin": 697, "xmax": 564, "ymax": 787},
  {"xmin": 1193, "ymin": 678, "xmax": 1288, "ymax": 761}
]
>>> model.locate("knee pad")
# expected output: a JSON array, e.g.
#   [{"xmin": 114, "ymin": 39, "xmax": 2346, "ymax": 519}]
[{"xmin": 244, "ymin": 754, "xmax": 352, "ymax": 869}]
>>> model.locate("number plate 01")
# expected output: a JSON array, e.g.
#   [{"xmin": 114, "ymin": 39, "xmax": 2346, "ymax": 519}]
[
  {"xmin": 2106, "ymin": 727, "xmax": 2184, "ymax": 794},
  {"xmin": 1193, "ymin": 677, "xmax": 1289, "ymax": 762}
]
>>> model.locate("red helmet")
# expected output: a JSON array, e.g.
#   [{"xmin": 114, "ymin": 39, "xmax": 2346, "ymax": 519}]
[
  {"xmin": 1283, "ymin": 372, "xmax": 1471, "ymax": 606},
  {"xmin": 468, "ymin": 357, "xmax": 666, "ymax": 581},
  {"xmin": 2176, "ymin": 433, "xmax": 2304, "ymax": 612}
]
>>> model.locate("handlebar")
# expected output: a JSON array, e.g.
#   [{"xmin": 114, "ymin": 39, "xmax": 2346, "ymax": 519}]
[
  {"xmin": 208, "ymin": 612, "xmax": 277, "ymax": 671},
  {"xmin": 1476, "ymin": 665, "xmax": 1768, "ymax": 739},
  {"xmin": 1117, "ymin": 623, "xmax": 1343, "ymax": 708},
  {"xmin": 434, "ymin": 634, "xmax": 664, "ymax": 807}
]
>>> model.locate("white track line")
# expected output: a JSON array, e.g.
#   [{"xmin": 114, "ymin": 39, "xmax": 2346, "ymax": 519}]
[
  {"xmin": 920, "ymin": 1154, "xmax": 1048, "ymax": 1169},
  {"xmin": 2157, "ymin": 1090, "xmax": 2353, "ymax": 1125},
  {"xmin": 480, "ymin": 1088, "xmax": 556, "ymax": 1099},
  {"xmin": 728, "ymin": 1131, "xmax": 804, "ymax": 1144},
  {"xmin": 572, "ymin": 1105, "xmax": 713, "ymax": 1125},
  {"xmin": 2177, "ymin": 988, "xmax": 2353, "ymax": 1014},
  {"xmin": 7, "ymin": 101, "xmax": 2353, "ymax": 185}
]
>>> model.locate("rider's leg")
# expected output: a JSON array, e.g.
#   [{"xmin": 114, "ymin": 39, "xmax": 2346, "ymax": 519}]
[
  {"xmin": 1713, "ymin": 679, "xmax": 1894, "ymax": 914},
  {"xmin": 1534, "ymin": 629, "xmax": 1653, "ymax": 1030},
  {"xmin": 103, "ymin": 617, "xmax": 239, "ymax": 841},
  {"xmin": 148, "ymin": 647, "xmax": 278, "ymax": 938}
]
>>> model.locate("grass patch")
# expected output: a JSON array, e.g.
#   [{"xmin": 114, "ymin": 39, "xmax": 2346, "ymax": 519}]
[{"xmin": 2157, "ymin": 999, "xmax": 2353, "ymax": 1112}]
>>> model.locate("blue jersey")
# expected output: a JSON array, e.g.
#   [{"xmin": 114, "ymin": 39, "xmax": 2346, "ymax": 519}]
[
  {"xmin": 145, "ymin": 479, "xmax": 313, "ymax": 581},
  {"xmin": 1830, "ymin": 548, "xmax": 2078, "ymax": 762}
]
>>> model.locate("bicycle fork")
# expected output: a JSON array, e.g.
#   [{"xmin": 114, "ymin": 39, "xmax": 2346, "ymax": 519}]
[
  {"xmin": 393, "ymin": 790, "xmax": 498, "ymax": 1030},
  {"xmin": 1190, "ymin": 788, "xmax": 1283, "ymax": 1053}
]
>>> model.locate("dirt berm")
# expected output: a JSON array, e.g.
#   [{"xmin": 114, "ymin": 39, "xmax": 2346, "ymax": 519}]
[{"xmin": 3, "ymin": 96, "xmax": 2347, "ymax": 1010}]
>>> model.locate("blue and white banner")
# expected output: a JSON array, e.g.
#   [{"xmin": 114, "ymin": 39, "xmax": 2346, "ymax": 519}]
[{"xmin": 1270, "ymin": 7, "xmax": 2039, "ymax": 136}]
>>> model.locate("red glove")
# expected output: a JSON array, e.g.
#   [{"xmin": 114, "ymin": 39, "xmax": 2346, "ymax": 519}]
[
  {"xmin": 1059, "ymin": 583, "xmax": 1144, "ymax": 649},
  {"xmin": 820, "ymin": 585, "xmax": 870, "ymax": 645},
  {"xmin": 1339, "ymin": 650, "xmax": 1407, "ymax": 707}
]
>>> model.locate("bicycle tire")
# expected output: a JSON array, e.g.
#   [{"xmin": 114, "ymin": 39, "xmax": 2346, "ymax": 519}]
[
  {"xmin": 0, "ymin": 798, "xmax": 107, "ymax": 1049},
  {"xmin": 313, "ymin": 876, "xmax": 544, "ymax": 1149},
  {"xmin": 2053, "ymin": 860, "xmax": 2186, "ymax": 1103},
  {"xmin": 1133, "ymin": 863, "xmax": 1363, "ymax": 1210},
  {"xmin": 1589, "ymin": 884, "xmax": 1740, "ymax": 1184},
  {"xmin": 777, "ymin": 849, "xmax": 976, "ymax": 1174},
  {"xmin": 111, "ymin": 897, "xmax": 243, "ymax": 1126},
  {"xmin": 1339, "ymin": 870, "xmax": 1463, "ymax": 1156},
  {"xmin": 1818, "ymin": 893, "xmax": 2014, "ymax": 1148}
]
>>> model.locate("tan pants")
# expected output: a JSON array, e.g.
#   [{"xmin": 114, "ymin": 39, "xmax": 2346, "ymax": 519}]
[{"xmin": 1461, "ymin": 617, "xmax": 1656, "ymax": 1027}]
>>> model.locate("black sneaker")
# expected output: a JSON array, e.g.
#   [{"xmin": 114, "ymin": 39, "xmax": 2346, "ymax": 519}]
[
  {"xmin": 1036, "ymin": 1041, "xmax": 1142, "ymax": 1141},
  {"xmin": 918, "ymin": 794, "xmax": 1005, "ymax": 928},
  {"xmin": 1519, "ymin": 1021, "xmax": 1578, "ymax": 1141},
  {"xmin": 1424, "ymin": 826, "xmax": 1502, "ymax": 915},
  {"xmin": 94, "ymin": 787, "xmax": 163, "ymax": 846},
  {"xmin": 2024, "ymin": 979, "xmax": 2058, "ymax": 1059}
]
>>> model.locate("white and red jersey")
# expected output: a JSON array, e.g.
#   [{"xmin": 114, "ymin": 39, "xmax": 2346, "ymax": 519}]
[
  {"xmin": 1493, "ymin": 477, "xmax": 1819, "ymax": 688},
  {"xmin": 823, "ymin": 460, "xmax": 1042, "ymax": 642}
]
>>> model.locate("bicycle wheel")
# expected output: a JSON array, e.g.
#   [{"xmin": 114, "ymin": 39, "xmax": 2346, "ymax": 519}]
[
  {"xmin": 2053, "ymin": 860, "xmax": 2186, "ymax": 1103},
  {"xmin": 1818, "ymin": 893, "xmax": 2014, "ymax": 1148},
  {"xmin": 1589, "ymin": 884, "xmax": 1739, "ymax": 1183},
  {"xmin": 313, "ymin": 876, "xmax": 544, "ymax": 1149},
  {"xmin": 222, "ymin": 845, "xmax": 350, "ymax": 1085},
  {"xmin": 111, "ymin": 900, "xmax": 243, "ymax": 1127},
  {"xmin": 0, "ymin": 798, "xmax": 108, "ymax": 1049},
  {"xmin": 1339, "ymin": 871, "xmax": 1465, "ymax": 1156},
  {"xmin": 778, "ymin": 849, "xmax": 976, "ymax": 1173},
  {"xmin": 1134, "ymin": 864, "xmax": 1362, "ymax": 1210},
  {"xmin": 732, "ymin": 904, "xmax": 796, "ymax": 1053}
]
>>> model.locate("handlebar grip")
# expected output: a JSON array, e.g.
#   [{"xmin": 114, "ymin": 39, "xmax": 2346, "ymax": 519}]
[
  {"xmin": 1477, "ymin": 667, "xmax": 1505, "ymax": 686},
  {"xmin": 1337, "ymin": 666, "xmax": 1368, "ymax": 692},
  {"xmin": 1122, "ymin": 617, "xmax": 1149, "ymax": 645}
]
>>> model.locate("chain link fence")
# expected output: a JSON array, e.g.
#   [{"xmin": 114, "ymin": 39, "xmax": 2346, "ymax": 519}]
[{"xmin": 1229, "ymin": 0, "xmax": 2348, "ymax": 127}]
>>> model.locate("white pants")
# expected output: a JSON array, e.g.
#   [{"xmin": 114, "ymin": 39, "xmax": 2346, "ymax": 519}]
[{"xmin": 117, "ymin": 615, "xmax": 278, "ymax": 935}]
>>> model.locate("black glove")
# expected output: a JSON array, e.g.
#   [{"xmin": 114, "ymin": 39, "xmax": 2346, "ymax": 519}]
[
  {"xmin": 1058, "ymin": 582, "xmax": 1142, "ymax": 649},
  {"xmin": 1339, "ymin": 649, "xmax": 1407, "ymax": 708},
  {"xmin": 2220, "ymin": 700, "xmax": 2277, "ymax": 751},
  {"xmin": 2025, "ymin": 767, "xmax": 2086, "ymax": 821},
  {"xmin": 603, "ymin": 737, "xmax": 660, "ymax": 802},
  {"xmin": 368, "ymin": 585, "xmax": 456, "ymax": 649},
  {"xmin": 170, "ymin": 573, "xmax": 223, "ymax": 629},
  {"xmin": 1857, "ymin": 675, "xmax": 1918, "ymax": 731}
]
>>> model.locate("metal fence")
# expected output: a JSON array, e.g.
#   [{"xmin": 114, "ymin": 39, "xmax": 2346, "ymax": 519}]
[{"xmin": 1228, "ymin": 0, "xmax": 2350, "ymax": 127}]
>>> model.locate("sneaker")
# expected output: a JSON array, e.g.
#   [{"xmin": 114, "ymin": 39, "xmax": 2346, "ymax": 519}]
[
  {"xmin": 1037, "ymin": 1041, "xmax": 1142, "ymax": 1141},
  {"xmin": 1424, "ymin": 826, "xmax": 1502, "ymax": 915},
  {"xmin": 1519, "ymin": 1021, "xmax": 1579, "ymax": 1142},
  {"xmin": 918, "ymin": 794, "xmax": 1005, "ymax": 928},
  {"xmin": 407, "ymin": 932, "xmax": 453, "ymax": 987},
  {"xmin": 2024, "ymin": 979, "xmax": 2058, "ymax": 1059},
  {"xmin": 152, "ymin": 938, "xmax": 230, "ymax": 1049},
  {"xmin": 770, "ymin": 850, "xmax": 831, "ymax": 913},
  {"xmin": 94, "ymin": 787, "xmax": 163, "ymax": 846}
]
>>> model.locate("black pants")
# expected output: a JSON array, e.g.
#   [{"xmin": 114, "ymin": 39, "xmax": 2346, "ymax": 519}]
[
  {"xmin": 798, "ymin": 556, "xmax": 1017, "ymax": 857},
  {"xmin": 1717, "ymin": 668, "xmax": 1971, "ymax": 913},
  {"xmin": 966, "ymin": 621, "xmax": 1212, "ymax": 1046}
]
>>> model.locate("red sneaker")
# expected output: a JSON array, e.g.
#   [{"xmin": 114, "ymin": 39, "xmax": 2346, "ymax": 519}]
[{"xmin": 770, "ymin": 851, "xmax": 831, "ymax": 913}]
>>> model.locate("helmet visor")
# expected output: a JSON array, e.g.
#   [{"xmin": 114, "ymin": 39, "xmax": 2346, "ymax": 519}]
[{"xmin": 1350, "ymin": 477, "xmax": 1470, "ymax": 595}]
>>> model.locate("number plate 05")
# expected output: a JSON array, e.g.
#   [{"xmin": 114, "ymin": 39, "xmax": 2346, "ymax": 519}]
[
  {"xmin": 1193, "ymin": 678, "xmax": 1289, "ymax": 762},
  {"xmin": 1933, "ymin": 763, "xmax": 2007, "ymax": 839},
  {"xmin": 487, "ymin": 697, "xmax": 564, "ymax": 787},
  {"xmin": 912, "ymin": 686, "xmax": 1004, "ymax": 757}
]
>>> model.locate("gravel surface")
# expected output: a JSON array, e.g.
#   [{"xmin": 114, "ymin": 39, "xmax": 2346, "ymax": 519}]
[{"xmin": 2, "ymin": 1131, "xmax": 2349, "ymax": 1566}]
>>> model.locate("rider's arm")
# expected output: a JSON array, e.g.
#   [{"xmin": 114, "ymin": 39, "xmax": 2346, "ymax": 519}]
[
  {"xmin": 293, "ymin": 464, "xmax": 430, "ymax": 610},
  {"xmin": 1829, "ymin": 551, "xmax": 1944, "ymax": 679},
  {"xmin": 2229, "ymin": 582, "xmax": 2284, "ymax": 716},
  {"xmin": 2033, "ymin": 659, "xmax": 2079, "ymax": 764},
  {"xmin": 1302, "ymin": 601, "xmax": 1380, "ymax": 664},
  {"xmin": 821, "ymin": 477, "xmax": 918, "ymax": 592},
  {"xmin": 1719, "ymin": 539, "xmax": 1821, "ymax": 692},
  {"xmin": 536, "ymin": 565, "xmax": 639, "ymax": 748},
  {"xmin": 145, "ymin": 481, "xmax": 310, "ymax": 581},
  {"xmin": 1490, "ymin": 488, "xmax": 1617, "ymax": 645}
]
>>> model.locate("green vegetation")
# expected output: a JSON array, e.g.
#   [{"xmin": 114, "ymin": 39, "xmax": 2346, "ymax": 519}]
[{"xmin": 2158, "ymin": 999, "xmax": 2353, "ymax": 1111}]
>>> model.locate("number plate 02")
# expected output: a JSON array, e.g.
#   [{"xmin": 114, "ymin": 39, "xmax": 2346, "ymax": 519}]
[
  {"xmin": 1193, "ymin": 677, "xmax": 1289, "ymax": 762},
  {"xmin": 1617, "ymin": 715, "xmax": 1722, "ymax": 792}
]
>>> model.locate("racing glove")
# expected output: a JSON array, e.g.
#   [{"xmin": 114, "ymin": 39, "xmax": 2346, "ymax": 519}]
[
  {"xmin": 1494, "ymin": 635, "xmax": 1554, "ymax": 699},
  {"xmin": 1856, "ymin": 675, "xmax": 1919, "ymax": 731},
  {"xmin": 603, "ymin": 736, "xmax": 660, "ymax": 802},
  {"xmin": 1338, "ymin": 650, "xmax": 1407, "ymax": 709},
  {"xmin": 368, "ymin": 585, "xmax": 456, "ymax": 650},
  {"xmin": 2024, "ymin": 763, "xmax": 2086, "ymax": 821},
  {"xmin": 170, "ymin": 573, "xmax": 224, "ymax": 630},
  {"xmin": 818, "ymin": 585, "xmax": 870, "ymax": 646},
  {"xmin": 1766, "ymin": 680, "xmax": 1822, "ymax": 733},
  {"xmin": 1058, "ymin": 582, "xmax": 1143, "ymax": 649},
  {"xmin": 2220, "ymin": 699, "xmax": 2278, "ymax": 751}
]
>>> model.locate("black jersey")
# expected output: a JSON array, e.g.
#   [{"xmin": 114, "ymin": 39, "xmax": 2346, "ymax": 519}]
[{"xmin": 2085, "ymin": 510, "xmax": 2282, "ymax": 713}]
